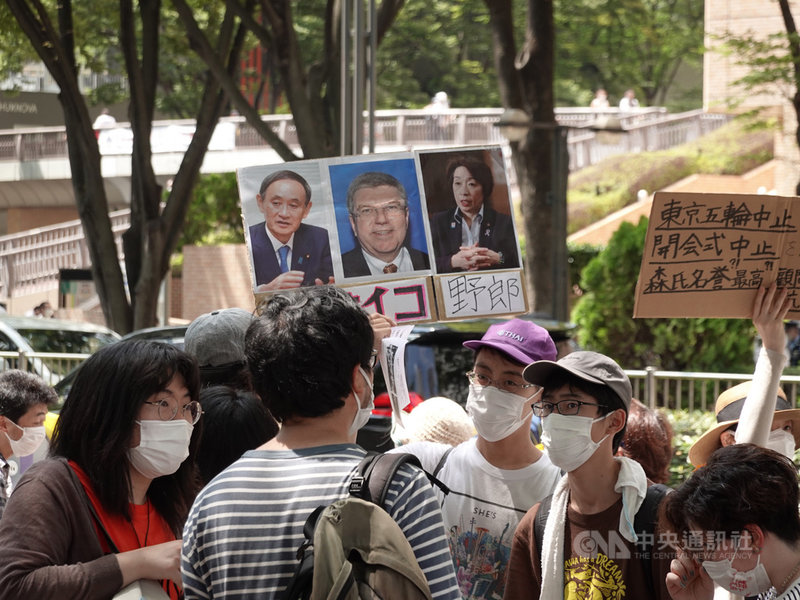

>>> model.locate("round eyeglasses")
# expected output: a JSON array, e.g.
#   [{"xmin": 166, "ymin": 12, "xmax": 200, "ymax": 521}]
[
  {"xmin": 143, "ymin": 399, "xmax": 203, "ymax": 425},
  {"xmin": 465, "ymin": 370, "xmax": 541, "ymax": 396}
]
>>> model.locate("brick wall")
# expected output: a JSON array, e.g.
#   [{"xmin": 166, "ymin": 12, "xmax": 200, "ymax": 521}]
[
  {"xmin": 180, "ymin": 245, "xmax": 256, "ymax": 320},
  {"xmin": 6, "ymin": 207, "xmax": 80, "ymax": 234}
]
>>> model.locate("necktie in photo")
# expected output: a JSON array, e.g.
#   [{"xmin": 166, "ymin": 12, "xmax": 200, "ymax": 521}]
[
  {"xmin": 278, "ymin": 245, "xmax": 290, "ymax": 273},
  {"xmin": 383, "ymin": 263, "xmax": 398, "ymax": 274}
]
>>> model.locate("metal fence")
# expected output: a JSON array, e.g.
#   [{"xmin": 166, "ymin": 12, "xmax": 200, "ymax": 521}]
[
  {"xmin": 0, "ymin": 350, "xmax": 88, "ymax": 386},
  {"xmin": 3, "ymin": 346, "xmax": 798, "ymax": 413},
  {"xmin": 628, "ymin": 368, "xmax": 800, "ymax": 411}
]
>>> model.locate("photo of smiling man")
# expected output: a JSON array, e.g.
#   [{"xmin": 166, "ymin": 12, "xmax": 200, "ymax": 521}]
[{"xmin": 330, "ymin": 158, "xmax": 430, "ymax": 279}]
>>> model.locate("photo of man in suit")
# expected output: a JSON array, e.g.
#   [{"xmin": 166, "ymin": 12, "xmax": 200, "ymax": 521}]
[
  {"xmin": 342, "ymin": 171, "xmax": 430, "ymax": 278},
  {"xmin": 249, "ymin": 170, "xmax": 334, "ymax": 291}
]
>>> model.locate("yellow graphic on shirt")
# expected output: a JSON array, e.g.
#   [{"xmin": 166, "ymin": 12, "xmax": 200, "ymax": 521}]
[{"xmin": 564, "ymin": 554, "xmax": 626, "ymax": 599}]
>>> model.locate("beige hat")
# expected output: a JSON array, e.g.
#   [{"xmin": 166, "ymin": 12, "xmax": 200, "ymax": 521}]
[
  {"xmin": 399, "ymin": 397, "xmax": 475, "ymax": 447},
  {"xmin": 688, "ymin": 380, "xmax": 800, "ymax": 467}
]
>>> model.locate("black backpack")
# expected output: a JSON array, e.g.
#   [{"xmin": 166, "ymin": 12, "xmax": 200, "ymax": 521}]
[
  {"xmin": 533, "ymin": 483, "xmax": 671, "ymax": 597},
  {"xmin": 281, "ymin": 452, "xmax": 434, "ymax": 600}
]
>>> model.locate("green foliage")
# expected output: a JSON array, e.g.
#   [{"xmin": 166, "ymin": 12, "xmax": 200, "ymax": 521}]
[
  {"xmin": 567, "ymin": 242, "xmax": 601, "ymax": 296},
  {"xmin": 176, "ymin": 172, "xmax": 244, "ymax": 249},
  {"xmin": 665, "ymin": 408, "xmax": 717, "ymax": 487},
  {"xmin": 376, "ymin": 0, "xmax": 512, "ymax": 108},
  {"xmin": 554, "ymin": 0, "xmax": 704, "ymax": 108},
  {"xmin": 567, "ymin": 119, "xmax": 774, "ymax": 234},
  {"xmin": 572, "ymin": 217, "xmax": 754, "ymax": 373},
  {"xmin": 714, "ymin": 30, "xmax": 800, "ymax": 107}
]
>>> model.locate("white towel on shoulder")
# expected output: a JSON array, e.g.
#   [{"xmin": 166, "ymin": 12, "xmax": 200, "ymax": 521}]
[{"xmin": 539, "ymin": 457, "xmax": 648, "ymax": 600}]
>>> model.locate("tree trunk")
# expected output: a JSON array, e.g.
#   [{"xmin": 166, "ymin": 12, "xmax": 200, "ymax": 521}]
[
  {"xmin": 777, "ymin": 0, "xmax": 800, "ymax": 195},
  {"xmin": 7, "ymin": 0, "xmax": 133, "ymax": 333},
  {"xmin": 484, "ymin": 0, "xmax": 564, "ymax": 319}
]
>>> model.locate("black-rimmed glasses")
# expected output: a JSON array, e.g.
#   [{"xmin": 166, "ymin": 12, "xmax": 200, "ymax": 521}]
[{"xmin": 532, "ymin": 399, "xmax": 604, "ymax": 417}]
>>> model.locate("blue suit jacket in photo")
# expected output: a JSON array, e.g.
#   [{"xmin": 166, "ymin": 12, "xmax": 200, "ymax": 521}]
[{"xmin": 249, "ymin": 222, "xmax": 334, "ymax": 287}]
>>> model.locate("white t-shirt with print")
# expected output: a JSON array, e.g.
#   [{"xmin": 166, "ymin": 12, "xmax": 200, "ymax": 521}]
[{"xmin": 395, "ymin": 438, "xmax": 562, "ymax": 599}]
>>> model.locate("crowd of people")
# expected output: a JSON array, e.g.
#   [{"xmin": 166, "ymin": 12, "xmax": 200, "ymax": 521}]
[{"xmin": 0, "ymin": 282, "xmax": 796, "ymax": 599}]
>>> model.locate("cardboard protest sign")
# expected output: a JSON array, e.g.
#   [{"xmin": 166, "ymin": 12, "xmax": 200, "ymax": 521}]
[
  {"xmin": 237, "ymin": 146, "xmax": 528, "ymax": 322},
  {"xmin": 435, "ymin": 269, "xmax": 528, "ymax": 320},
  {"xmin": 634, "ymin": 191, "xmax": 800, "ymax": 318}
]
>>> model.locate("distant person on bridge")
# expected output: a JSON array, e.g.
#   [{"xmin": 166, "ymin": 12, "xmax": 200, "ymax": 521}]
[
  {"xmin": 619, "ymin": 88, "xmax": 640, "ymax": 110},
  {"xmin": 248, "ymin": 170, "xmax": 334, "ymax": 292},
  {"xmin": 590, "ymin": 88, "xmax": 610, "ymax": 109},
  {"xmin": 92, "ymin": 108, "xmax": 116, "ymax": 139}
]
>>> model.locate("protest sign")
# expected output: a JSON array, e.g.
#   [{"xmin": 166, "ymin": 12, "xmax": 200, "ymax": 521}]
[
  {"xmin": 634, "ymin": 191, "xmax": 800, "ymax": 318},
  {"xmin": 238, "ymin": 146, "xmax": 528, "ymax": 321}
]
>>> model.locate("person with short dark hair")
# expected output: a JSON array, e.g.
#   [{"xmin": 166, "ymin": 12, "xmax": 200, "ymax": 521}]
[
  {"xmin": 429, "ymin": 153, "xmax": 520, "ymax": 273},
  {"xmin": 0, "ymin": 340, "xmax": 203, "ymax": 599},
  {"xmin": 342, "ymin": 171, "xmax": 430, "ymax": 277},
  {"xmin": 248, "ymin": 169, "xmax": 334, "ymax": 291},
  {"xmin": 389, "ymin": 318, "xmax": 561, "ymax": 599},
  {"xmin": 661, "ymin": 444, "xmax": 800, "ymax": 599},
  {"xmin": 196, "ymin": 385, "xmax": 278, "ymax": 485},
  {"xmin": 0, "ymin": 370, "xmax": 53, "ymax": 517},
  {"xmin": 181, "ymin": 285, "xmax": 460, "ymax": 599},
  {"xmin": 505, "ymin": 351, "xmax": 675, "ymax": 599}
]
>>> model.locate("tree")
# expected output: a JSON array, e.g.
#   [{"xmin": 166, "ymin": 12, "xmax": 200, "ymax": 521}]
[
  {"xmin": 5, "ymin": 0, "xmax": 247, "ymax": 333},
  {"xmin": 572, "ymin": 217, "xmax": 754, "ymax": 372},
  {"xmin": 483, "ymin": 0, "xmax": 563, "ymax": 319},
  {"xmin": 717, "ymin": 0, "xmax": 800, "ymax": 194},
  {"xmin": 173, "ymin": 0, "xmax": 410, "ymax": 161},
  {"xmin": 554, "ymin": 0, "xmax": 704, "ymax": 107}
]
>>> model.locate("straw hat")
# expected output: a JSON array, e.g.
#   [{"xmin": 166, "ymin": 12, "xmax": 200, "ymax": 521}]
[
  {"xmin": 397, "ymin": 397, "xmax": 475, "ymax": 447},
  {"xmin": 688, "ymin": 381, "xmax": 800, "ymax": 467}
]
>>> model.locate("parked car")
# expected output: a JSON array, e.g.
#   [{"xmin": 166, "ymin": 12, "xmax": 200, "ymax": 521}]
[
  {"xmin": 52, "ymin": 324, "xmax": 188, "ymax": 404},
  {"xmin": 0, "ymin": 314, "xmax": 120, "ymax": 388}
]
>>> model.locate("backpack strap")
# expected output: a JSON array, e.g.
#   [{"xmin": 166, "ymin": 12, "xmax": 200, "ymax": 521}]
[
  {"xmin": 634, "ymin": 483, "xmax": 672, "ymax": 597},
  {"xmin": 432, "ymin": 446, "xmax": 455, "ymax": 478},
  {"xmin": 533, "ymin": 494, "xmax": 553, "ymax": 562},
  {"xmin": 351, "ymin": 452, "xmax": 424, "ymax": 507}
]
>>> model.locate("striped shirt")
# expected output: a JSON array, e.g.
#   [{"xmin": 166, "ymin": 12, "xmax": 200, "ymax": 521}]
[{"xmin": 181, "ymin": 444, "xmax": 461, "ymax": 600}]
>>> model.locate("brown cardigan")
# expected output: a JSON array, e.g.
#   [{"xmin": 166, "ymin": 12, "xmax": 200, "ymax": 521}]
[{"xmin": 0, "ymin": 457, "xmax": 122, "ymax": 599}]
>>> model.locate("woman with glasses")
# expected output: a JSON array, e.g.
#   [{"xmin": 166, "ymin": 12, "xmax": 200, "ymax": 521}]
[
  {"xmin": 0, "ymin": 340, "xmax": 202, "ymax": 600},
  {"xmin": 428, "ymin": 151, "xmax": 520, "ymax": 273},
  {"xmin": 661, "ymin": 444, "xmax": 800, "ymax": 600}
]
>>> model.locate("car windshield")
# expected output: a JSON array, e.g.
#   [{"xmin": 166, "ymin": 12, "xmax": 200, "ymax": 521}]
[{"xmin": 14, "ymin": 328, "xmax": 119, "ymax": 376}]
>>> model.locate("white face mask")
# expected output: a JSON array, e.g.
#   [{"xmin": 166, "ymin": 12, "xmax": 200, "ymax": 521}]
[
  {"xmin": 766, "ymin": 428, "xmax": 796, "ymax": 460},
  {"xmin": 542, "ymin": 413, "xmax": 609, "ymax": 472},
  {"xmin": 128, "ymin": 419, "xmax": 193, "ymax": 480},
  {"xmin": 348, "ymin": 367, "xmax": 375, "ymax": 437},
  {"xmin": 5, "ymin": 421, "xmax": 46, "ymax": 458},
  {"xmin": 702, "ymin": 542, "xmax": 772, "ymax": 596},
  {"xmin": 466, "ymin": 383, "xmax": 534, "ymax": 442}
]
